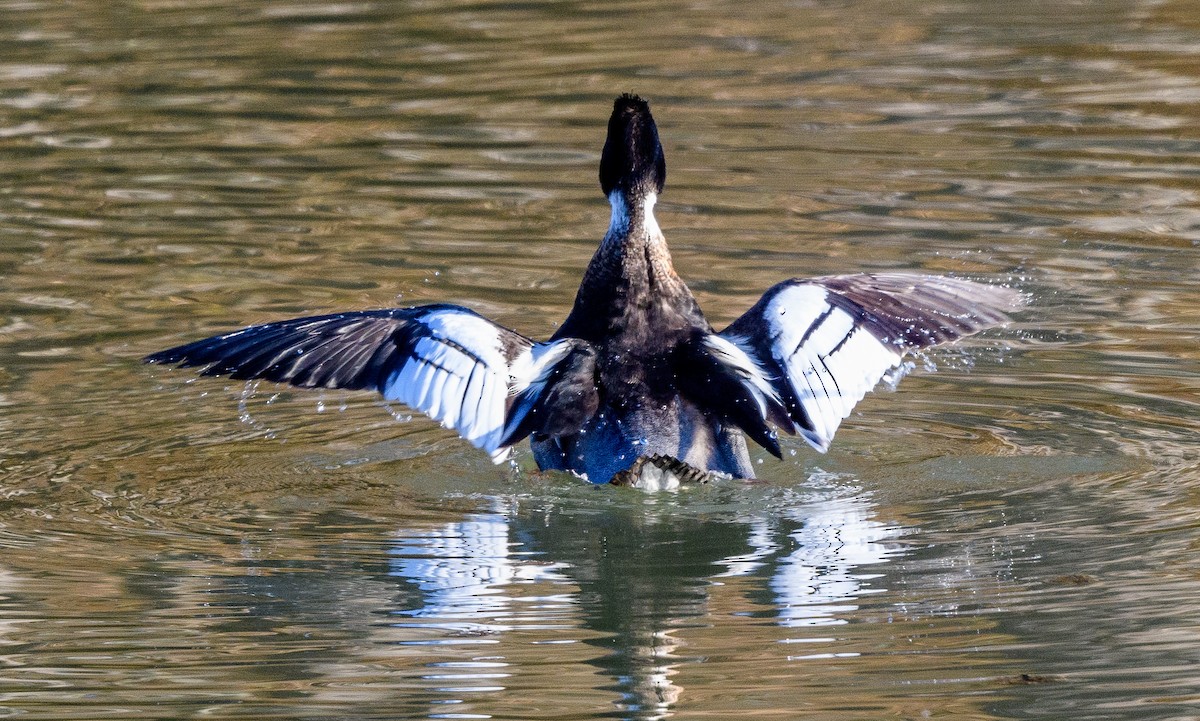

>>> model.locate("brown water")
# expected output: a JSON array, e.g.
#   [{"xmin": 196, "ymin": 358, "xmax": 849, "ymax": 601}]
[{"xmin": 2, "ymin": 0, "xmax": 1199, "ymax": 718}]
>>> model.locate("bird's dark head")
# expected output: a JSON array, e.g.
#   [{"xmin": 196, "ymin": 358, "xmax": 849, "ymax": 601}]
[{"xmin": 599, "ymin": 94, "xmax": 666, "ymax": 198}]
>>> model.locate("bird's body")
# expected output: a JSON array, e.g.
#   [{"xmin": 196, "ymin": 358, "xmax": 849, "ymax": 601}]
[
  {"xmin": 532, "ymin": 187, "xmax": 747, "ymax": 482},
  {"xmin": 146, "ymin": 95, "xmax": 1019, "ymax": 486}
]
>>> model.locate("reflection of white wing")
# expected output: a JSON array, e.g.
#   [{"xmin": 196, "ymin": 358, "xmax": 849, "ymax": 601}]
[
  {"xmin": 710, "ymin": 486, "xmax": 908, "ymax": 630},
  {"xmin": 772, "ymin": 493, "xmax": 905, "ymax": 628},
  {"xmin": 389, "ymin": 511, "xmax": 569, "ymax": 634}
]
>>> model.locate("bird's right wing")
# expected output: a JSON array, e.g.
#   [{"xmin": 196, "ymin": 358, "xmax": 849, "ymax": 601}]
[{"xmin": 714, "ymin": 273, "xmax": 1021, "ymax": 452}]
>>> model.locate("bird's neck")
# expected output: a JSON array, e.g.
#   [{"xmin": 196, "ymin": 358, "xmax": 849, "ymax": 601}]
[
  {"xmin": 596, "ymin": 189, "xmax": 674, "ymax": 284},
  {"xmin": 555, "ymin": 189, "xmax": 704, "ymax": 343}
]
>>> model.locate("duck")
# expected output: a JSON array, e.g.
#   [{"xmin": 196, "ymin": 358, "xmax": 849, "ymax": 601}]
[{"xmin": 146, "ymin": 94, "xmax": 1020, "ymax": 486}]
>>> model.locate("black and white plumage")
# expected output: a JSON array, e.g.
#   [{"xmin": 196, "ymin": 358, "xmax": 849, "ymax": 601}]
[{"xmin": 146, "ymin": 94, "xmax": 1020, "ymax": 485}]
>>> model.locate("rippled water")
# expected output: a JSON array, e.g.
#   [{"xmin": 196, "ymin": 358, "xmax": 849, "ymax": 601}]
[{"xmin": 2, "ymin": 0, "xmax": 1199, "ymax": 718}]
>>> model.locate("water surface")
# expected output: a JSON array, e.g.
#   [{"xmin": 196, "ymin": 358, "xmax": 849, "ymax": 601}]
[{"xmin": 1, "ymin": 0, "xmax": 1199, "ymax": 719}]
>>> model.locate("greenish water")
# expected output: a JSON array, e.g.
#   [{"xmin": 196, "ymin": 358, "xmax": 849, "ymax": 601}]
[{"xmin": 2, "ymin": 0, "xmax": 1199, "ymax": 718}]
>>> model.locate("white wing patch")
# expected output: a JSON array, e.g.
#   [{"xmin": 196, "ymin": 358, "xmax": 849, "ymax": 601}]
[
  {"xmin": 380, "ymin": 309, "xmax": 579, "ymax": 463},
  {"xmin": 378, "ymin": 310, "xmax": 514, "ymax": 462},
  {"xmin": 764, "ymin": 284, "xmax": 903, "ymax": 451}
]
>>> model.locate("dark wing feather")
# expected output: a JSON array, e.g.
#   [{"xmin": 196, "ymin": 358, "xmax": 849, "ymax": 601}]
[
  {"xmin": 815, "ymin": 274, "xmax": 1016, "ymax": 348},
  {"xmin": 674, "ymin": 334, "xmax": 786, "ymax": 458},
  {"xmin": 144, "ymin": 309, "xmax": 419, "ymax": 390},
  {"xmin": 499, "ymin": 341, "xmax": 599, "ymax": 447}
]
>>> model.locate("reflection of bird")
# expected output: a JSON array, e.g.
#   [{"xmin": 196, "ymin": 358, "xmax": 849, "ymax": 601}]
[{"xmin": 146, "ymin": 94, "xmax": 1019, "ymax": 484}]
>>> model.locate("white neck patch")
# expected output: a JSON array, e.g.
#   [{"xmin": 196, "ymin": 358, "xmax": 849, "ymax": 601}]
[{"xmin": 607, "ymin": 189, "xmax": 660, "ymax": 241}]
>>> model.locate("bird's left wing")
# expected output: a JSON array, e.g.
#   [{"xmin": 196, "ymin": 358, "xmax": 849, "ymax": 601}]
[{"xmin": 145, "ymin": 304, "xmax": 581, "ymax": 462}]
